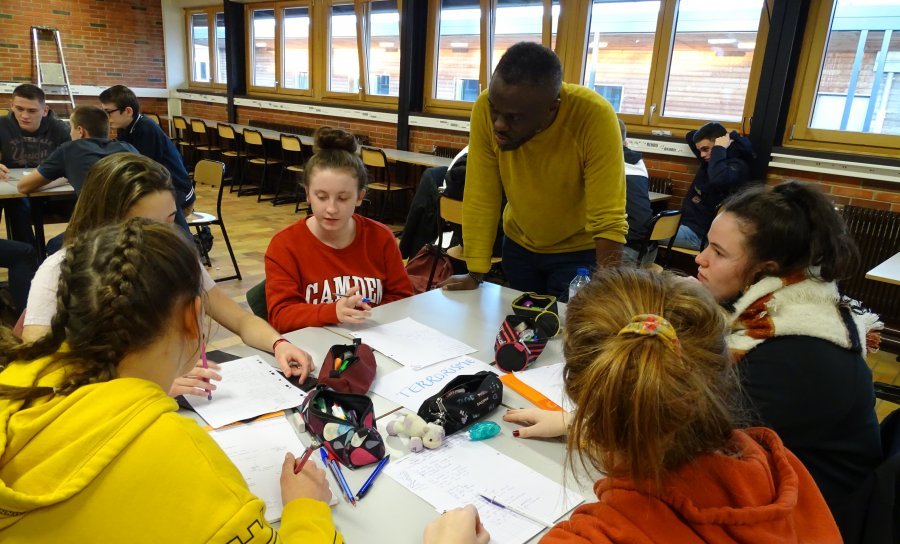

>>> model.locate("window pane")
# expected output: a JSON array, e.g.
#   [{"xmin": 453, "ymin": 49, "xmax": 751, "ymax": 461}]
[
  {"xmin": 367, "ymin": 0, "xmax": 400, "ymax": 96},
  {"xmin": 191, "ymin": 13, "xmax": 210, "ymax": 83},
  {"xmin": 492, "ymin": 0, "xmax": 543, "ymax": 74},
  {"xmin": 583, "ymin": 0, "xmax": 660, "ymax": 115},
  {"xmin": 283, "ymin": 6, "xmax": 310, "ymax": 90},
  {"xmin": 251, "ymin": 9, "xmax": 276, "ymax": 88},
  {"xmin": 215, "ymin": 12, "xmax": 227, "ymax": 84},
  {"xmin": 662, "ymin": 0, "xmax": 763, "ymax": 122},
  {"xmin": 435, "ymin": 0, "xmax": 481, "ymax": 101},
  {"xmin": 809, "ymin": 1, "xmax": 900, "ymax": 135},
  {"xmin": 330, "ymin": 3, "xmax": 360, "ymax": 93}
]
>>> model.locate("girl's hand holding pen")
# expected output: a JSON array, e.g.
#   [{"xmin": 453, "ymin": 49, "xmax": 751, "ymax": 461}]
[
  {"xmin": 281, "ymin": 452, "xmax": 332, "ymax": 505},
  {"xmin": 336, "ymin": 285, "xmax": 372, "ymax": 323},
  {"xmin": 168, "ymin": 360, "xmax": 222, "ymax": 398}
]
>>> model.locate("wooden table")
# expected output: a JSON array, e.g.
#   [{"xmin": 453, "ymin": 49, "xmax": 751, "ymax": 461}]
[
  {"xmin": 866, "ymin": 252, "xmax": 900, "ymax": 286},
  {"xmin": 1, "ymin": 169, "xmax": 75, "ymax": 259},
  {"xmin": 649, "ymin": 191, "xmax": 670, "ymax": 204}
]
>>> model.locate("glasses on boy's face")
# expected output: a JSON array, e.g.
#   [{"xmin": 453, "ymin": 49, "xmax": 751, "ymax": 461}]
[{"xmin": 102, "ymin": 107, "xmax": 122, "ymax": 115}]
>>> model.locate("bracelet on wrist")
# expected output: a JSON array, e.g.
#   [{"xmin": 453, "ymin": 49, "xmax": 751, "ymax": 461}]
[{"xmin": 272, "ymin": 338, "xmax": 290, "ymax": 352}]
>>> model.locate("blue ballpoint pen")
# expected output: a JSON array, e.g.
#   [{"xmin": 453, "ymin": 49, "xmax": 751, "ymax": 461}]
[
  {"xmin": 479, "ymin": 494, "xmax": 550, "ymax": 528},
  {"xmin": 356, "ymin": 455, "xmax": 390, "ymax": 500},
  {"xmin": 321, "ymin": 447, "xmax": 356, "ymax": 506}
]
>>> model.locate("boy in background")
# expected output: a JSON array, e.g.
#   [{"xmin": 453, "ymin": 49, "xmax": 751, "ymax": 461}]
[
  {"xmin": 0, "ymin": 84, "xmax": 70, "ymax": 245},
  {"xmin": 99, "ymin": 85, "xmax": 193, "ymax": 232}
]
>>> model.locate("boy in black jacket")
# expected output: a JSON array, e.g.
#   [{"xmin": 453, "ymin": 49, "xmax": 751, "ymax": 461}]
[
  {"xmin": 0, "ymin": 84, "xmax": 71, "ymax": 245},
  {"xmin": 99, "ymin": 85, "xmax": 193, "ymax": 233},
  {"xmin": 673, "ymin": 122, "xmax": 755, "ymax": 250}
]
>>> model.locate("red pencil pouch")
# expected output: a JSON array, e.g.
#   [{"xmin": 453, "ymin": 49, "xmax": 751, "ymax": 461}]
[
  {"xmin": 317, "ymin": 338, "xmax": 376, "ymax": 394},
  {"xmin": 493, "ymin": 314, "xmax": 549, "ymax": 372},
  {"xmin": 300, "ymin": 386, "xmax": 385, "ymax": 469}
]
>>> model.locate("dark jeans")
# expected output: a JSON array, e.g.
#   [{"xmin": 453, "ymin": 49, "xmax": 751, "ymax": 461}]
[
  {"xmin": 0, "ymin": 200, "xmax": 36, "ymax": 246},
  {"xmin": 501, "ymin": 237, "xmax": 595, "ymax": 302},
  {"xmin": 0, "ymin": 239, "xmax": 38, "ymax": 314}
]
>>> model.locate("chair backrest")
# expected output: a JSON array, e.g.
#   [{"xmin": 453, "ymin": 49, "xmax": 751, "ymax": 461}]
[
  {"xmin": 191, "ymin": 119, "xmax": 208, "ymax": 135},
  {"xmin": 439, "ymin": 196, "xmax": 464, "ymax": 226},
  {"xmin": 217, "ymin": 123, "xmax": 236, "ymax": 140},
  {"xmin": 243, "ymin": 128, "xmax": 264, "ymax": 147},
  {"xmin": 648, "ymin": 210, "xmax": 682, "ymax": 242},
  {"xmin": 246, "ymin": 279, "xmax": 268, "ymax": 319},
  {"xmin": 145, "ymin": 113, "xmax": 161, "ymax": 125},
  {"xmin": 360, "ymin": 147, "xmax": 388, "ymax": 169},
  {"xmin": 0, "ymin": 108, "xmax": 9, "ymax": 117},
  {"xmin": 281, "ymin": 134, "xmax": 302, "ymax": 152},
  {"xmin": 194, "ymin": 159, "xmax": 225, "ymax": 187},
  {"xmin": 173, "ymin": 115, "xmax": 189, "ymax": 131}
]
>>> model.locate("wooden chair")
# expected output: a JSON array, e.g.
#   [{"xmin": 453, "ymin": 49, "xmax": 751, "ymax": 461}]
[
  {"xmin": 144, "ymin": 112, "xmax": 161, "ymax": 125},
  {"xmin": 186, "ymin": 159, "xmax": 241, "ymax": 282},
  {"xmin": 0, "ymin": 108, "xmax": 9, "ymax": 117},
  {"xmin": 428, "ymin": 195, "xmax": 502, "ymax": 283},
  {"xmin": 217, "ymin": 123, "xmax": 241, "ymax": 185},
  {"xmin": 662, "ymin": 216, "xmax": 703, "ymax": 269},
  {"xmin": 190, "ymin": 119, "xmax": 221, "ymax": 168},
  {"xmin": 636, "ymin": 210, "xmax": 681, "ymax": 268},
  {"xmin": 360, "ymin": 146, "xmax": 411, "ymax": 222},
  {"xmin": 237, "ymin": 129, "xmax": 281, "ymax": 198},
  {"xmin": 274, "ymin": 134, "xmax": 308, "ymax": 210},
  {"xmin": 172, "ymin": 116, "xmax": 191, "ymax": 163}
]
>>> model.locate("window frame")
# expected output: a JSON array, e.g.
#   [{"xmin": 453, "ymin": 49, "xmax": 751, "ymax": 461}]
[
  {"xmin": 246, "ymin": 2, "xmax": 315, "ymax": 98},
  {"xmin": 784, "ymin": 0, "xmax": 900, "ymax": 157},
  {"xmin": 185, "ymin": 6, "xmax": 227, "ymax": 90}
]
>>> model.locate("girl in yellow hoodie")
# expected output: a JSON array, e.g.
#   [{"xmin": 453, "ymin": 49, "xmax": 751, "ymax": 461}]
[{"xmin": 0, "ymin": 219, "xmax": 342, "ymax": 543}]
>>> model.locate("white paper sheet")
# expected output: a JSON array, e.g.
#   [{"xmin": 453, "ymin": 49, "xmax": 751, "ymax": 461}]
[
  {"xmin": 385, "ymin": 434, "xmax": 583, "ymax": 544},
  {"xmin": 348, "ymin": 317, "xmax": 477, "ymax": 369},
  {"xmin": 512, "ymin": 363, "xmax": 575, "ymax": 412},
  {"xmin": 186, "ymin": 355, "xmax": 307, "ymax": 428},
  {"xmin": 210, "ymin": 417, "xmax": 337, "ymax": 523},
  {"xmin": 370, "ymin": 356, "xmax": 500, "ymax": 412}
]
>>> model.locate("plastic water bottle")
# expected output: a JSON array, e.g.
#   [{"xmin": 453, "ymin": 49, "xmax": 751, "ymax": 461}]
[{"xmin": 568, "ymin": 267, "xmax": 591, "ymax": 301}]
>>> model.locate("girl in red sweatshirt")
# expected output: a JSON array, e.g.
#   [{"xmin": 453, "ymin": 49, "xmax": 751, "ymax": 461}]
[{"xmin": 265, "ymin": 127, "xmax": 413, "ymax": 332}]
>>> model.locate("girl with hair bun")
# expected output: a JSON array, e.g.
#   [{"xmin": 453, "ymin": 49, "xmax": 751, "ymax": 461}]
[
  {"xmin": 265, "ymin": 127, "xmax": 413, "ymax": 331},
  {"xmin": 695, "ymin": 180, "xmax": 883, "ymax": 539},
  {"xmin": 429, "ymin": 268, "xmax": 840, "ymax": 543},
  {"xmin": 0, "ymin": 219, "xmax": 340, "ymax": 542}
]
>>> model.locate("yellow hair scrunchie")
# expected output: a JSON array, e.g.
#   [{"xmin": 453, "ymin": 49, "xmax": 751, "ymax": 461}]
[{"xmin": 617, "ymin": 313, "xmax": 680, "ymax": 352}]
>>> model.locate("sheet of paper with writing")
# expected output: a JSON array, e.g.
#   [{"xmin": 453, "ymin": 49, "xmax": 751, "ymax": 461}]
[
  {"xmin": 210, "ymin": 416, "xmax": 337, "ymax": 523},
  {"xmin": 347, "ymin": 317, "xmax": 477, "ymax": 369},
  {"xmin": 511, "ymin": 363, "xmax": 574, "ymax": 412},
  {"xmin": 384, "ymin": 434, "xmax": 583, "ymax": 544},
  {"xmin": 370, "ymin": 356, "xmax": 499, "ymax": 412},
  {"xmin": 186, "ymin": 355, "xmax": 306, "ymax": 428}
]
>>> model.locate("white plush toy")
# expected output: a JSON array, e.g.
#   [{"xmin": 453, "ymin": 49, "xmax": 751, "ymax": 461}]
[{"xmin": 386, "ymin": 413, "xmax": 445, "ymax": 452}]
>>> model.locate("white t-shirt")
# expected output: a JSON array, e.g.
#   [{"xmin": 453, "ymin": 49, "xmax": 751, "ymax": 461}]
[{"xmin": 24, "ymin": 249, "xmax": 216, "ymax": 327}]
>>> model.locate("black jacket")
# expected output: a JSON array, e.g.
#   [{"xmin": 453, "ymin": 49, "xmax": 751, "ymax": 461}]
[
  {"xmin": 117, "ymin": 114, "xmax": 194, "ymax": 207},
  {"xmin": 0, "ymin": 110, "xmax": 70, "ymax": 168},
  {"xmin": 623, "ymin": 147, "xmax": 653, "ymax": 247},
  {"xmin": 682, "ymin": 130, "xmax": 755, "ymax": 236}
]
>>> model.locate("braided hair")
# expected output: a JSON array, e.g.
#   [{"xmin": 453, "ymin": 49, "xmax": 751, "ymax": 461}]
[{"xmin": 0, "ymin": 219, "xmax": 202, "ymax": 401}]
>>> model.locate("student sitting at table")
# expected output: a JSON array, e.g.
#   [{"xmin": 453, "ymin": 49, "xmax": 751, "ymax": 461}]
[
  {"xmin": 0, "ymin": 219, "xmax": 341, "ymax": 543},
  {"xmin": 693, "ymin": 181, "xmax": 883, "ymax": 540},
  {"xmin": 21, "ymin": 153, "xmax": 315, "ymax": 393},
  {"xmin": 450, "ymin": 268, "xmax": 842, "ymax": 543},
  {"xmin": 0, "ymin": 84, "xmax": 71, "ymax": 246},
  {"xmin": 18, "ymin": 105, "xmax": 138, "ymax": 254},
  {"xmin": 265, "ymin": 127, "xmax": 413, "ymax": 332}
]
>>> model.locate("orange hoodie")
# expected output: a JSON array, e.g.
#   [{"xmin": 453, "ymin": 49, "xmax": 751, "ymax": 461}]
[{"xmin": 541, "ymin": 428, "xmax": 841, "ymax": 544}]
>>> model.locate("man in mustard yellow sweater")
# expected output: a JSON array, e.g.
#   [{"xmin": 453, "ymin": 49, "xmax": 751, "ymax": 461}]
[{"xmin": 440, "ymin": 42, "xmax": 627, "ymax": 300}]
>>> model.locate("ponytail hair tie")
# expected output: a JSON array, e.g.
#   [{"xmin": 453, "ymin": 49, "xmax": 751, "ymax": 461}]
[{"xmin": 617, "ymin": 314, "xmax": 680, "ymax": 353}]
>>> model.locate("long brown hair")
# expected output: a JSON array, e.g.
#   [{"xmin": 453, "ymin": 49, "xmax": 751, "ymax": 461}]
[
  {"xmin": 563, "ymin": 267, "xmax": 739, "ymax": 488},
  {"xmin": 64, "ymin": 153, "xmax": 174, "ymax": 247},
  {"xmin": 0, "ymin": 219, "xmax": 202, "ymax": 401}
]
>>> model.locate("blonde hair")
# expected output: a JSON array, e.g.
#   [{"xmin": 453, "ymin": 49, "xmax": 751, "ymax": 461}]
[{"xmin": 563, "ymin": 267, "xmax": 739, "ymax": 488}]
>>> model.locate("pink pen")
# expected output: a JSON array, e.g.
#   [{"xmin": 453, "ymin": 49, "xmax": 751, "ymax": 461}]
[{"xmin": 201, "ymin": 342, "xmax": 212, "ymax": 401}]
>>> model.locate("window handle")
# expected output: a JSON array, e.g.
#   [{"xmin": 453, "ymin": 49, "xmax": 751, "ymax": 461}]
[{"xmin": 649, "ymin": 103, "xmax": 657, "ymax": 123}]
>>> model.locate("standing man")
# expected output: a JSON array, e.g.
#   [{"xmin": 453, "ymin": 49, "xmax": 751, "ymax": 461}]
[
  {"xmin": 0, "ymin": 84, "xmax": 71, "ymax": 245},
  {"xmin": 671, "ymin": 122, "xmax": 755, "ymax": 250},
  {"xmin": 99, "ymin": 85, "xmax": 194, "ymax": 233},
  {"xmin": 440, "ymin": 42, "xmax": 627, "ymax": 300}
]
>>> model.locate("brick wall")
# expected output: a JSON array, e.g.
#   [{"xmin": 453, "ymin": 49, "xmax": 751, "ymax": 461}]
[{"xmin": 0, "ymin": 0, "xmax": 166, "ymax": 87}]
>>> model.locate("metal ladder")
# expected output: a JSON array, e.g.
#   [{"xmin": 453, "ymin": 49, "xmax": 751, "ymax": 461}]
[{"xmin": 31, "ymin": 26, "xmax": 76, "ymax": 115}]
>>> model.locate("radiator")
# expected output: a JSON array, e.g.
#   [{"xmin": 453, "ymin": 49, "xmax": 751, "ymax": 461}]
[{"xmin": 840, "ymin": 205, "xmax": 900, "ymax": 327}]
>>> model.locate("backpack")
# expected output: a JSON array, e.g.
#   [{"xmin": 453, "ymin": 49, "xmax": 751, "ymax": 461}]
[{"xmin": 405, "ymin": 245, "xmax": 453, "ymax": 294}]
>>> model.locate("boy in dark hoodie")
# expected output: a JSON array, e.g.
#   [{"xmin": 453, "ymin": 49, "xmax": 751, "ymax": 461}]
[
  {"xmin": 673, "ymin": 122, "xmax": 755, "ymax": 250},
  {"xmin": 0, "ymin": 84, "xmax": 71, "ymax": 245}
]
